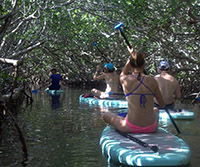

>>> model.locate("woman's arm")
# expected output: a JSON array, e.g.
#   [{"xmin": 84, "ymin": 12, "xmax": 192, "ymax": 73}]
[
  {"xmin": 93, "ymin": 65, "xmax": 105, "ymax": 80},
  {"xmin": 120, "ymin": 58, "xmax": 132, "ymax": 76},
  {"xmin": 120, "ymin": 45, "xmax": 137, "ymax": 76}
]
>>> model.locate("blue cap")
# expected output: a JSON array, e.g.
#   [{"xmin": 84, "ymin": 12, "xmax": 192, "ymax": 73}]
[
  {"xmin": 104, "ymin": 63, "xmax": 114, "ymax": 71},
  {"xmin": 159, "ymin": 61, "xmax": 169, "ymax": 70}
]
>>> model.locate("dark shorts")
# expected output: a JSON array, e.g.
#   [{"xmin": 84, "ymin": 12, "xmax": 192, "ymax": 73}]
[
  {"xmin": 49, "ymin": 84, "xmax": 60, "ymax": 90},
  {"xmin": 154, "ymin": 102, "xmax": 175, "ymax": 109}
]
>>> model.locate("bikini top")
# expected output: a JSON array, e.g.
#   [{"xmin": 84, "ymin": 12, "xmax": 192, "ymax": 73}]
[{"xmin": 125, "ymin": 75, "xmax": 154, "ymax": 108}]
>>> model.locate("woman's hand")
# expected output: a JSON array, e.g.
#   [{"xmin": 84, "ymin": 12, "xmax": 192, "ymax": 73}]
[
  {"xmin": 127, "ymin": 46, "xmax": 135, "ymax": 56},
  {"xmin": 125, "ymin": 57, "xmax": 131, "ymax": 66}
]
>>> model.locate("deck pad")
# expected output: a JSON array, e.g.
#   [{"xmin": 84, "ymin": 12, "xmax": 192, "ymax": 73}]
[{"xmin": 100, "ymin": 126, "xmax": 191, "ymax": 166}]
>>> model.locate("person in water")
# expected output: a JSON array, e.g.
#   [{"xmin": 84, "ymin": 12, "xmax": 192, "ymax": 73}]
[
  {"xmin": 154, "ymin": 61, "xmax": 181, "ymax": 109},
  {"xmin": 102, "ymin": 47, "xmax": 165, "ymax": 133},
  {"xmin": 49, "ymin": 68, "xmax": 63, "ymax": 90},
  {"xmin": 91, "ymin": 63, "xmax": 120, "ymax": 98}
]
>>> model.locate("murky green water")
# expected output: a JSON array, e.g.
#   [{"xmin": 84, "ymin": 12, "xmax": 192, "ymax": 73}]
[{"xmin": 0, "ymin": 87, "xmax": 199, "ymax": 167}]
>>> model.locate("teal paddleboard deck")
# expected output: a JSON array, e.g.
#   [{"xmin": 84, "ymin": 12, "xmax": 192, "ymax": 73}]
[
  {"xmin": 45, "ymin": 89, "xmax": 64, "ymax": 94},
  {"xmin": 79, "ymin": 94, "xmax": 128, "ymax": 107},
  {"xmin": 159, "ymin": 109, "xmax": 194, "ymax": 120},
  {"xmin": 80, "ymin": 94, "xmax": 194, "ymax": 120},
  {"xmin": 100, "ymin": 126, "xmax": 191, "ymax": 166}
]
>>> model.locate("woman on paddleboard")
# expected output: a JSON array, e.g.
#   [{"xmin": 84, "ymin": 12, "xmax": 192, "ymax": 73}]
[
  {"xmin": 103, "ymin": 47, "xmax": 165, "ymax": 133},
  {"xmin": 91, "ymin": 63, "xmax": 120, "ymax": 99}
]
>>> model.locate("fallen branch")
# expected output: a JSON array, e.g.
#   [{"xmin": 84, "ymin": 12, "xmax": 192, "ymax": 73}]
[{"xmin": 0, "ymin": 58, "xmax": 23, "ymax": 67}]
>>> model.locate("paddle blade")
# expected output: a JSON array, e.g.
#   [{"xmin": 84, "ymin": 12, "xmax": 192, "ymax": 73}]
[
  {"xmin": 114, "ymin": 23, "xmax": 123, "ymax": 30},
  {"xmin": 31, "ymin": 89, "xmax": 38, "ymax": 93},
  {"xmin": 117, "ymin": 112, "xmax": 127, "ymax": 118}
]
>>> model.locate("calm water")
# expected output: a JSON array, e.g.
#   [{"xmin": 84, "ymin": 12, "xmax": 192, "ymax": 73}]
[{"xmin": 0, "ymin": 87, "xmax": 199, "ymax": 167}]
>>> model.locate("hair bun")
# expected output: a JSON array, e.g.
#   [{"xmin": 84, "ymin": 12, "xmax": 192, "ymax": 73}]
[{"xmin": 130, "ymin": 52, "xmax": 145, "ymax": 68}]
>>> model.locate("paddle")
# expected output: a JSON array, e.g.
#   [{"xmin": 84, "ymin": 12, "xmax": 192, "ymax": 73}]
[
  {"xmin": 31, "ymin": 86, "xmax": 45, "ymax": 93},
  {"xmin": 108, "ymin": 92, "xmax": 125, "ymax": 96},
  {"xmin": 114, "ymin": 23, "xmax": 131, "ymax": 48},
  {"xmin": 94, "ymin": 42, "xmax": 110, "ymax": 62},
  {"xmin": 115, "ymin": 129, "xmax": 159, "ymax": 153},
  {"xmin": 114, "ymin": 23, "xmax": 148, "ymax": 75},
  {"xmin": 164, "ymin": 108, "xmax": 181, "ymax": 135},
  {"xmin": 31, "ymin": 81, "xmax": 50, "ymax": 93},
  {"xmin": 116, "ymin": 112, "xmax": 158, "ymax": 153}
]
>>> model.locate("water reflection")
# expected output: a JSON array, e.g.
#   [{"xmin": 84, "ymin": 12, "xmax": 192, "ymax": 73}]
[
  {"xmin": 50, "ymin": 94, "xmax": 61, "ymax": 109},
  {"xmin": 0, "ymin": 88, "xmax": 199, "ymax": 167}
]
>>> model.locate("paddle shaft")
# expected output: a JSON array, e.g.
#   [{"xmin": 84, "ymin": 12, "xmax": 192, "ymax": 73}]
[
  {"xmin": 165, "ymin": 108, "xmax": 181, "ymax": 134},
  {"xmin": 32, "ymin": 80, "xmax": 51, "ymax": 93},
  {"xmin": 94, "ymin": 43, "xmax": 110, "ymax": 62},
  {"xmin": 118, "ymin": 28, "xmax": 131, "ymax": 48},
  {"xmin": 32, "ymin": 84, "xmax": 48, "ymax": 93},
  {"xmin": 116, "ymin": 129, "xmax": 159, "ymax": 153},
  {"xmin": 115, "ymin": 23, "xmax": 131, "ymax": 48},
  {"xmin": 109, "ymin": 92, "xmax": 125, "ymax": 96},
  {"xmin": 96, "ymin": 45, "xmax": 105, "ymax": 55},
  {"xmin": 115, "ymin": 24, "xmax": 148, "ymax": 75}
]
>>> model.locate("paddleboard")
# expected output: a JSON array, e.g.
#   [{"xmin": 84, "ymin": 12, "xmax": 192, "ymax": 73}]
[
  {"xmin": 80, "ymin": 94, "xmax": 194, "ymax": 120},
  {"xmin": 45, "ymin": 88, "xmax": 64, "ymax": 94},
  {"xmin": 79, "ymin": 94, "xmax": 127, "ymax": 107},
  {"xmin": 159, "ymin": 109, "xmax": 194, "ymax": 120},
  {"xmin": 100, "ymin": 126, "xmax": 191, "ymax": 166}
]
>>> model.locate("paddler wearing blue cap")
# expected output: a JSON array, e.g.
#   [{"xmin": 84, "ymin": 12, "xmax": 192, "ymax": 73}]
[{"xmin": 91, "ymin": 63, "xmax": 120, "ymax": 98}]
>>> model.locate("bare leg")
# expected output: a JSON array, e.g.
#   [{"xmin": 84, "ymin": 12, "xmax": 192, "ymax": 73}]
[
  {"xmin": 102, "ymin": 112, "xmax": 130, "ymax": 132},
  {"xmin": 154, "ymin": 107, "xmax": 159, "ymax": 131},
  {"xmin": 91, "ymin": 88, "xmax": 102, "ymax": 98},
  {"xmin": 91, "ymin": 88, "xmax": 108, "ymax": 98}
]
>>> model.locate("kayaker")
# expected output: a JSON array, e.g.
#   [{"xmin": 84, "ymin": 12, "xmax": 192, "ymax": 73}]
[
  {"xmin": 154, "ymin": 61, "xmax": 181, "ymax": 109},
  {"xmin": 102, "ymin": 47, "xmax": 165, "ymax": 133},
  {"xmin": 49, "ymin": 68, "xmax": 63, "ymax": 90},
  {"xmin": 91, "ymin": 63, "xmax": 120, "ymax": 98}
]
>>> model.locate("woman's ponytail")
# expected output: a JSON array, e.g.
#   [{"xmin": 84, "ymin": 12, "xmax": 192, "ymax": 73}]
[
  {"xmin": 130, "ymin": 52, "xmax": 145, "ymax": 68},
  {"xmin": 129, "ymin": 52, "xmax": 145, "ymax": 81}
]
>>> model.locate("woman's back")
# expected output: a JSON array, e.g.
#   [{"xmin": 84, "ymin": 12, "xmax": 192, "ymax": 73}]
[
  {"xmin": 121, "ymin": 74, "xmax": 158, "ymax": 126},
  {"xmin": 104, "ymin": 71, "xmax": 119, "ymax": 93}
]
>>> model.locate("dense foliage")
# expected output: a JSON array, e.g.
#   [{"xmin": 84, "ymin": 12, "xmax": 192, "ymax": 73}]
[{"xmin": 0, "ymin": 0, "xmax": 199, "ymax": 96}]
